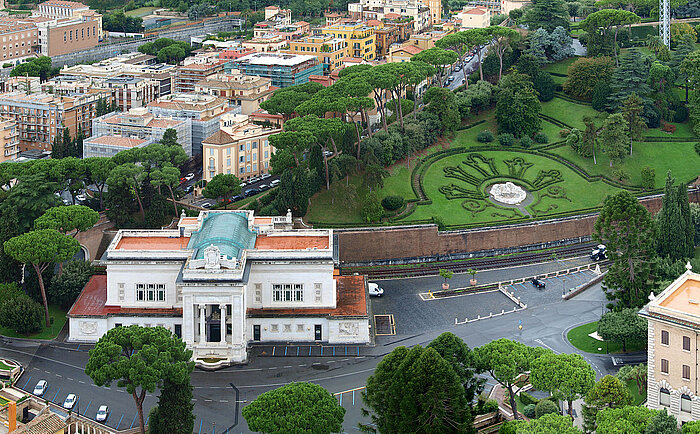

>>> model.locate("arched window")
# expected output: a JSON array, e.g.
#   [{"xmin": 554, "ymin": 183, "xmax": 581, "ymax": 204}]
[
  {"xmin": 682, "ymin": 394, "xmax": 692, "ymax": 413},
  {"xmin": 660, "ymin": 387, "xmax": 671, "ymax": 407}
]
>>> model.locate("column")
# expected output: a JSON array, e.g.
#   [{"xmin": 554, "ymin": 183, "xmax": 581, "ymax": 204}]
[
  {"xmin": 199, "ymin": 304, "xmax": 206, "ymax": 344},
  {"xmin": 220, "ymin": 304, "xmax": 226, "ymax": 344}
]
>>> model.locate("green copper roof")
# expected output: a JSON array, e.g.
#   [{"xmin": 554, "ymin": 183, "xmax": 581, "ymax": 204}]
[{"xmin": 187, "ymin": 212, "xmax": 257, "ymax": 259}]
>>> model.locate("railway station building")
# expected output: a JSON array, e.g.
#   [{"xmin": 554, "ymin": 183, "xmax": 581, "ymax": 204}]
[{"xmin": 67, "ymin": 210, "xmax": 370, "ymax": 367}]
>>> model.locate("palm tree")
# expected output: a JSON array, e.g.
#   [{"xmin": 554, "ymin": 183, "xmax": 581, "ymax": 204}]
[{"xmin": 645, "ymin": 35, "xmax": 664, "ymax": 57}]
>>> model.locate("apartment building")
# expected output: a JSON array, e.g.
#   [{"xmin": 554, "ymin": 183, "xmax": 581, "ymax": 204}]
[
  {"xmin": 83, "ymin": 134, "xmax": 154, "ymax": 158},
  {"xmin": 348, "ymin": 0, "xmax": 431, "ymax": 32},
  {"xmin": 202, "ymin": 112, "xmax": 280, "ymax": 181},
  {"xmin": 253, "ymin": 21, "xmax": 308, "ymax": 40},
  {"xmin": 227, "ymin": 53, "xmax": 323, "ymax": 88},
  {"xmin": 321, "ymin": 22, "xmax": 376, "ymax": 61},
  {"xmin": 194, "ymin": 71, "xmax": 275, "ymax": 115},
  {"xmin": 0, "ymin": 118, "xmax": 19, "ymax": 162},
  {"xmin": 3, "ymin": 76, "xmax": 41, "ymax": 93},
  {"xmin": 264, "ymin": 6, "xmax": 292, "ymax": 24},
  {"xmin": 218, "ymin": 47, "xmax": 256, "ymax": 61},
  {"xmin": 241, "ymin": 34, "xmax": 289, "ymax": 53},
  {"xmin": 173, "ymin": 55, "xmax": 226, "ymax": 93},
  {"xmin": 147, "ymin": 93, "xmax": 228, "ymax": 156},
  {"xmin": 36, "ymin": 0, "xmax": 90, "ymax": 19},
  {"xmin": 25, "ymin": 1, "xmax": 104, "ymax": 57},
  {"xmin": 92, "ymin": 108, "xmax": 192, "ymax": 155},
  {"xmin": 0, "ymin": 24, "xmax": 39, "ymax": 65},
  {"xmin": 367, "ymin": 19, "xmax": 411, "ymax": 59},
  {"xmin": 460, "ymin": 6, "xmax": 489, "ymax": 28},
  {"xmin": 284, "ymin": 34, "xmax": 347, "ymax": 73},
  {"xmin": 0, "ymin": 91, "xmax": 106, "ymax": 152},
  {"xmin": 427, "ymin": 0, "xmax": 441, "ymax": 24},
  {"xmin": 387, "ymin": 43, "xmax": 423, "ymax": 62},
  {"xmin": 44, "ymin": 75, "xmax": 160, "ymax": 111},
  {"xmin": 640, "ymin": 265, "xmax": 700, "ymax": 424}
]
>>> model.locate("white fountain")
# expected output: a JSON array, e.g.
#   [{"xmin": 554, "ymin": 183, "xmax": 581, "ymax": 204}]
[{"xmin": 489, "ymin": 182, "xmax": 527, "ymax": 205}]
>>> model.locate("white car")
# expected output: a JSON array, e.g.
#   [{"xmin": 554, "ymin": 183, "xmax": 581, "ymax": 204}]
[
  {"xmin": 368, "ymin": 283, "xmax": 384, "ymax": 297},
  {"xmin": 63, "ymin": 393, "xmax": 77, "ymax": 410},
  {"xmin": 33, "ymin": 380, "xmax": 48, "ymax": 397},
  {"xmin": 95, "ymin": 405, "xmax": 109, "ymax": 422},
  {"xmin": 261, "ymin": 173, "xmax": 271, "ymax": 179},
  {"xmin": 185, "ymin": 173, "xmax": 195, "ymax": 181},
  {"xmin": 75, "ymin": 194, "xmax": 87, "ymax": 202},
  {"xmin": 240, "ymin": 182, "xmax": 247, "ymax": 188},
  {"xmin": 270, "ymin": 179, "xmax": 280, "ymax": 188}
]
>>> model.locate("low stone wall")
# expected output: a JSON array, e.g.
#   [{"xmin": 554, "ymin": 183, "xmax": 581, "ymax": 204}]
[{"xmin": 338, "ymin": 190, "xmax": 700, "ymax": 264}]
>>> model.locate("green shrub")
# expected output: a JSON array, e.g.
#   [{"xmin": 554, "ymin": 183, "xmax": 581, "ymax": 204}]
[
  {"xmin": 559, "ymin": 129, "xmax": 571, "ymax": 138},
  {"xmin": 612, "ymin": 168, "xmax": 629, "ymax": 182},
  {"xmin": 641, "ymin": 166, "xmax": 655, "ymax": 190},
  {"xmin": 49, "ymin": 260, "xmax": 94, "ymax": 309},
  {"xmin": 498, "ymin": 133, "xmax": 516, "ymax": 147},
  {"xmin": 534, "ymin": 132, "xmax": 549, "ymax": 144},
  {"xmin": 591, "ymin": 81, "xmax": 610, "ymax": 112},
  {"xmin": 2, "ymin": 63, "xmax": 12, "ymax": 68},
  {"xmin": 0, "ymin": 294, "xmax": 43, "ymax": 335},
  {"xmin": 498, "ymin": 420, "xmax": 518, "ymax": 434},
  {"xmin": 477, "ymin": 130, "xmax": 495, "ymax": 143},
  {"xmin": 695, "ymin": 142, "xmax": 700, "ymax": 157},
  {"xmin": 523, "ymin": 403, "xmax": 537, "ymax": 418},
  {"xmin": 258, "ymin": 203, "xmax": 278, "ymax": 215},
  {"xmin": 673, "ymin": 104, "xmax": 689, "ymax": 123},
  {"xmin": 535, "ymin": 399, "xmax": 559, "ymax": 418},
  {"xmin": 520, "ymin": 136, "xmax": 534, "ymax": 148},
  {"xmin": 475, "ymin": 398, "xmax": 500, "ymax": 415},
  {"xmin": 361, "ymin": 192, "xmax": 383, "ymax": 222},
  {"xmin": 381, "ymin": 195, "xmax": 405, "ymax": 210},
  {"xmin": 520, "ymin": 391, "xmax": 538, "ymax": 406},
  {"xmin": 533, "ymin": 72, "xmax": 555, "ymax": 102}
]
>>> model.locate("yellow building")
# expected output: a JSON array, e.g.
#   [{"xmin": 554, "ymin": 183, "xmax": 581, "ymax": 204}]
[
  {"xmin": 284, "ymin": 34, "xmax": 348, "ymax": 73},
  {"xmin": 459, "ymin": 6, "xmax": 489, "ymax": 28},
  {"xmin": 426, "ymin": 0, "xmax": 442, "ymax": 24},
  {"xmin": 0, "ymin": 117, "xmax": 19, "ymax": 163},
  {"xmin": 321, "ymin": 22, "xmax": 376, "ymax": 61}
]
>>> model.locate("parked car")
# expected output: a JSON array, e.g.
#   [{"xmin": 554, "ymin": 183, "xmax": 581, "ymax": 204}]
[
  {"xmin": 183, "ymin": 185, "xmax": 193, "ymax": 194},
  {"xmin": 33, "ymin": 380, "xmax": 48, "ymax": 396},
  {"xmin": 201, "ymin": 203, "xmax": 212, "ymax": 209},
  {"xmin": 63, "ymin": 393, "xmax": 77, "ymax": 410},
  {"xmin": 591, "ymin": 244, "xmax": 607, "ymax": 261},
  {"xmin": 261, "ymin": 173, "xmax": 271, "ymax": 179},
  {"xmin": 75, "ymin": 194, "xmax": 87, "ymax": 202},
  {"xmin": 270, "ymin": 179, "xmax": 280, "ymax": 188},
  {"xmin": 95, "ymin": 405, "xmax": 109, "ymax": 422},
  {"xmin": 240, "ymin": 182, "xmax": 247, "ymax": 188},
  {"xmin": 531, "ymin": 278, "xmax": 546, "ymax": 289},
  {"xmin": 244, "ymin": 188, "xmax": 261, "ymax": 197},
  {"xmin": 258, "ymin": 184, "xmax": 269, "ymax": 190},
  {"xmin": 368, "ymin": 282, "xmax": 384, "ymax": 297},
  {"xmin": 185, "ymin": 172, "xmax": 195, "ymax": 181},
  {"xmin": 231, "ymin": 194, "xmax": 244, "ymax": 203}
]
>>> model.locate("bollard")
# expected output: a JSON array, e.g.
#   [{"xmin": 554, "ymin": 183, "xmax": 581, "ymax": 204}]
[{"xmin": 501, "ymin": 309, "xmax": 505, "ymax": 314}]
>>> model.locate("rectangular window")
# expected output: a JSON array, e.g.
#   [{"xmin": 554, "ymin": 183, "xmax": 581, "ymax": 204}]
[
  {"xmin": 273, "ymin": 284, "xmax": 283, "ymax": 302},
  {"xmin": 147, "ymin": 284, "xmax": 156, "ymax": 301},
  {"xmin": 294, "ymin": 284, "xmax": 303, "ymax": 302},
  {"xmin": 273, "ymin": 284, "xmax": 303, "ymax": 302},
  {"xmin": 684, "ymin": 336, "xmax": 691, "ymax": 351},
  {"xmin": 157, "ymin": 284, "xmax": 165, "ymax": 301},
  {"xmin": 136, "ymin": 283, "xmax": 145, "ymax": 301},
  {"xmin": 661, "ymin": 330, "xmax": 669, "ymax": 345},
  {"xmin": 661, "ymin": 358, "xmax": 669, "ymax": 374},
  {"xmin": 683, "ymin": 364, "xmax": 691, "ymax": 380}
]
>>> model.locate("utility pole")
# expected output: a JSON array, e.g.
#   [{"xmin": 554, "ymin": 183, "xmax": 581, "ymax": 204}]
[{"xmin": 660, "ymin": 0, "xmax": 670, "ymax": 47}]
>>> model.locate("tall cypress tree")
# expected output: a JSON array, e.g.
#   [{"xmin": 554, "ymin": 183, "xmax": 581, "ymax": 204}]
[
  {"xmin": 657, "ymin": 171, "xmax": 694, "ymax": 260},
  {"xmin": 148, "ymin": 378, "xmax": 195, "ymax": 434}
]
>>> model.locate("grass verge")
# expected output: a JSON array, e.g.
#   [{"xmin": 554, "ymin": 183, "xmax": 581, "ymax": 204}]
[
  {"xmin": 567, "ymin": 321, "xmax": 646, "ymax": 354},
  {"xmin": 0, "ymin": 304, "xmax": 67, "ymax": 340}
]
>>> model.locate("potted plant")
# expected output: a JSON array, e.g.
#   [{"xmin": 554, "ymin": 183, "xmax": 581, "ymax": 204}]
[
  {"xmin": 439, "ymin": 269, "xmax": 453, "ymax": 290},
  {"xmin": 468, "ymin": 268, "xmax": 478, "ymax": 286}
]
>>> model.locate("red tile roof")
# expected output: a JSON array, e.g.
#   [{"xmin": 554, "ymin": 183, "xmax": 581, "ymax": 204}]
[
  {"xmin": 116, "ymin": 236, "xmax": 190, "ymax": 250},
  {"xmin": 254, "ymin": 235, "xmax": 329, "ymax": 250},
  {"xmin": 247, "ymin": 275, "xmax": 367, "ymax": 317},
  {"xmin": 69, "ymin": 275, "xmax": 183, "ymax": 317}
]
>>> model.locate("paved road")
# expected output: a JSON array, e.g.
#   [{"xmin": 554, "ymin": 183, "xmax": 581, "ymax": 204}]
[
  {"xmin": 443, "ymin": 45, "xmax": 490, "ymax": 91},
  {"xmin": 0, "ymin": 256, "xmax": 624, "ymax": 433}
]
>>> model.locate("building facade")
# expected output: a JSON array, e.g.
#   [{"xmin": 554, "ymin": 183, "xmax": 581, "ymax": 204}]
[
  {"xmin": 193, "ymin": 71, "xmax": 275, "ymax": 115},
  {"xmin": 460, "ymin": 6, "xmax": 489, "ymax": 28},
  {"xmin": 0, "ymin": 118, "xmax": 19, "ymax": 162},
  {"xmin": 0, "ymin": 24, "xmax": 39, "ymax": 65},
  {"xmin": 202, "ymin": 112, "xmax": 280, "ymax": 181},
  {"xmin": 348, "ymin": 0, "xmax": 431, "ymax": 32},
  {"xmin": 82, "ymin": 134, "xmax": 154, "ymax": 158},
  {"xmin": 173, "ymin": 56, "xmax": 226, "ymax": 94},
  {"xmin": 0, "ymin": 91, "xmax": 106, "ymax": 152},
  {"xmin": 67, "ymin": 210, "xmax": 370, "ymax": 366},
  {"xmin": 640, "ymin": 265, "xmax": 700, "ymax": 424},
  {"xmin": 227, "ymin": 53, "xmax": 323, "ymax": 88},
  {"xmin": 321, "ymin": 22, "xmax": 376, "ymax": 61},
  {"xmin": 147, "ymin": 93, "xmax": 228, "ymax": 156}
]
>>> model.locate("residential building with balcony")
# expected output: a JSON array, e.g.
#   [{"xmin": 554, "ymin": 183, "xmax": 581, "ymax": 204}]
[
  {"xmin": 284, "ymin": 34, "xmax": 347, "ymax": 73},
  {"xmin": 241, "ymin": 34, "xmax": 289, "ymax": 53},
  {"xmin": 348, "ymin": 0, "xmax": 431, "ymax": 32},
  {"xmin": 0, "ymin": 118, "xmax": 19, "ymax": 162},
  {"xmin": 43, "ymin": 75, "xmax": 160, "ymax": 111},
  {"xmin": 92, "ymin": 107, "xmax": 192, "ymax": 155},
  {"xmin": 367, "ymin": 19, "xmax": 411, "ymax": 59},
  {"xmin": 67, "ymin": 209, "xmax": 370, "ymax": 367},
  {"xmin": 173, "ymin": 55, "xmax": 226, "ymax": 94},
  {"xmin": 0, "ymin": 23, "xmax": 39, "ymax": 66},
  {"xmin": 147, "ymin": 93, "xmax": 229, "ymax": 157},
  {"xmin": 82, "ymin": 134, "xmax": 154, "ymax": 158},
  {"xmin": 640, "ymin": 264, "xmax": 700, "ymax": 424},
  {"xmin": 227, "ymin": 53, "xmax": 323, "ymax": 88},
  {"xmin": 194, "ymin": 71, "xmax": 276, "ymax": 115},
  {"xmin": 202, "ymin": 112, "xmax": 280, "ymax": 181},
  {"xmin": 0, "ymin": 91, "xmax": 107, "ymax": 152},
  {"xmin": 321, "ymin": 22, "xmax": 376, "ymax": 61},
  {"xmin": 3, "ymin": 76, "xmax": 41, "ymax": 93}
]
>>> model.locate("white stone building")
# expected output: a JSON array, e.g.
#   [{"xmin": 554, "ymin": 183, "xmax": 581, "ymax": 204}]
[{"xmin": 67, "ymin": 210, "xmax": 370, "ymax": 367}]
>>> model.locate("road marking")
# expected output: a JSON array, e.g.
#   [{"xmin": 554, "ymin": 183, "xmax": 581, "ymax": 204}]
[
  {"xmin": 219, "ymin": 400, "xmax": 228, "ymax": 403},
  {"xmin": 78, "ymin": 380, "xmax": 85, "ymax": 384},
  {"xmin": 283, "ymin": 365, "xmax": 292, "ymax": 368},
  {"xmin": 298, "ymin": 364, "xmax": 306, "ymax": 367},
  {"xmin": 269, "ymin": 367, "xmax": 277, "ymax": 370},
  {"xmin": 204, "ymin": 399, "xmax": 212, "ymax": 402},
  {"xmin": 67, "ymin": 378, "xmax": 73, "ymax": 381},
  {"xmin": 56, "ymin": 374, "xmax": 62, "ymax": 378}
]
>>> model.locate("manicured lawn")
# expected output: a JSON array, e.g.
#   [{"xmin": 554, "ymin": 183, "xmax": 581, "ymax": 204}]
[
  {"xmin": 542, "ymin": 57, "xmax": 577, "ymax": 75},
  {"xmin": 567, "ymin": 321, "xmax": 647, "ymax": 354},
  {"xmin": 125, "ymin": 7, "xmax": 157, "ymax": 16},
  {"xmin": 305, "ymin": 177, "xmax": 366, "ymax": 224},
  {"xmin": 0, "ymin": 396, "xmax": 8, "ymax": 406},
  {"xmin": 625, "ymin": 378, "xmax": 647, "ymax": 405},
  {"xmin": 0, "ymin": 304, "xmax": 67, "ymax": 340},
  {"xmin": 0, "ymin": 360, "xmax": 16, "ymax": 371},
  {"xmin": 644, "ymin": 121, "xmax": 695, "ymax": 138},
  {"xmin": 549, "ymin": 141, "xmax": 700, "ymax": 188},
  {"xmin": 540, "ymin": 97, "xmax": 605, "ymax": 130}
]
